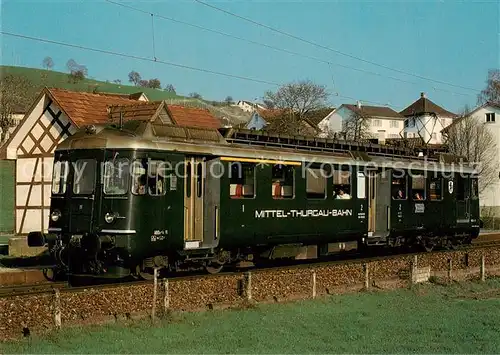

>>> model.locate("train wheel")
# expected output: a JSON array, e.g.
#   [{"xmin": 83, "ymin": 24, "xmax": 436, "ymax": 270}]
[{"xmin": 205, "ymin": 261, "xmax": 224, "ymax": 274}]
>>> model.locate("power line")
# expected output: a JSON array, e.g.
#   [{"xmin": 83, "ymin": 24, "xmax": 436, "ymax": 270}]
[
  {"xmin": 104, "ymin": 0, "xmax": 474, "ymax": 98},
  {"xmin": 1, "ymin": 30, "xmax": 396, "ymax": 108},
  {"xmin": 194, "ymin": 0, "xmax": 481, "ymax": 93}
]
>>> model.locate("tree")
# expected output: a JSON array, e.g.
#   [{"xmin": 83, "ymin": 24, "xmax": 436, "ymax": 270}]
[
  {"xmin": 138, "ymin": 79, "xmax": 149, "ymax": 87},
  {"xmin": 341, "ymin": 110, "xmax": 371, "ymax": 141},
  {"xmin": 0, "ymin": 74, "xmax": 33, "ymax": 143},
  {"xmin": 478, "ymin": 69, "xmax": 500, "ymax": 105},
  {"xmin": 164, "ymin": 84, "xmax": 176, "ymax": 94},
  {"xmin": 128, "ymin": 71, "xmax": 141, "ymax": 86},
  {"xmin": 113, "ymin": 79, "xmax": 122, "ymax": 84},
  {"xmin": 443, "ymin": 107, "xmax": 498, "ymax": 194},
  {"xmin": 147, "ymin": 78, "xmax": 161, "ymax": 89},
  {"xmin": 42, "ymin": 56, "xmax": 54, "ymax": 70},
  {"xmin": 263, "ymin": 79, "xmax": 329, "ymax": 119},
  {"xmin": 189, "ymin": 92, "xmax": 202, "ymax": 99},
  {"xmin": 263, "ymin": 99, "xmax": 275, "ymax": 109},
  {"xmin": 66, "ymin": 59, "xmax": 87, "ymax": 83},
  {"xmin": 224, "ymin": 96, "xmax": 233, "ymax": 105}
]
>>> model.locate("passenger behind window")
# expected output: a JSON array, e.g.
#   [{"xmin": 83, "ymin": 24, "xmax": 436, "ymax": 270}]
[
  {"xmin": 393, "ymin": 189, "xmax": 405, "ymax": 199},
  {"xmin": 335, "ymin": 188, "xmax": 351, "ymax": 199},
  {"xmin": 133, "ymin": 174, "xmax": 147, "ymax": 195},
  {"xmin": 413, "ymin": 192, "xmax": 423, "ymax": 200}
]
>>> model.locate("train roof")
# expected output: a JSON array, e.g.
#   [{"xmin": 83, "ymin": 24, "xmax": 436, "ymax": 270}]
[{"xmin": 55, "ymin": 121, "xmax": 477, "ymax": 174}]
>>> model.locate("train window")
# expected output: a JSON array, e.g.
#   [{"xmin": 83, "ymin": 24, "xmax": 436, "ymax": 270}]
[
  {"xmin": 271, "ymin": 164, "xmax": 294, "ymax": 199},
  {"xmin": 148, "ymin": 160, "xmax": 166, "ymax": 196},
  {"xmin": 333, "ymin": 168, "xmax": 351, "ymax": 199},
  {"xmin": 103, "ymin": 158, "xmax": 130, "ymax": 195},
  {"xmin": 229, "ymin": 162, "xmax": 255, "ymax": 198},
  {"xmin": 357, "ymin": 172, "xmax": 366, "ymax": 199},
  {"xmin": 471, "ymin": 178, "xmax": 479, "ymax": 199},
  {"xmin": 306, "ymin": 168, "xmax": 326, "ymax": 199},
  {"xmin": 196, "ymin": 162, "xmax": 203, "ymax": 198},
  {"xmin": 51, "ymin": 161, "xmax": 69, "ymax": 194},
  {"xmin": 186, "ymin": 162, "xmax": 192, "ymax": 198},
  {"xmin": 131, "ymin": 160, "xmax": 147, "ymax": 195},
  {"xmin": 429, "ymin": 177, "xmax": 443, "ymax": 201},
  {"xmin": 391, "ymin": 172, "xmax": 407, "ymax": 200},
  {"xmin": 73, "ymin": 159, "xmax": 96, "ymax": 195},
  {"xmin": 411, "ymin": 175, "xmax": 425, "ymax": 201},
  {"xmin": 457, "ymin": 176, "xmax": 468, "ymax": 201}
]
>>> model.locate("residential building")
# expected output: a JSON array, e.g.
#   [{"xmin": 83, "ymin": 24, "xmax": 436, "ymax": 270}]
[
  {"xmin": 400, "ymin": 92, "xmax": 456, "ymax": 144},
  {"xmin": 317, "ymin": 102, "xmax": 405, "ymax": 142},
  {"xmin": 233, "ymin": 100, "xmax": 266, "ymax": 113}
]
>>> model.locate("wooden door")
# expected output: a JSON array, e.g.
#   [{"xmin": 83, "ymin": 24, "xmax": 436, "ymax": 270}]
[{"xmin": 184, "ymin": 158, "xmax": 205, "ymax": 243}]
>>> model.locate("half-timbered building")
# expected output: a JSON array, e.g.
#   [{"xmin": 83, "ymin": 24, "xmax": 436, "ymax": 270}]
[{"xmin": 0, "ymin": 88, "xmax": 222, "ymax": 236}]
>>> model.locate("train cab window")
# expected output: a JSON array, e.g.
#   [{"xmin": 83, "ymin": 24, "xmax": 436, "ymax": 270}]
[
  {"xmin": 271, "ymin": 164, "xmax": 294, "ymax": 199},
  {"xmin": 471, "ymin": 178, "xmax": 479, "ymax": 199},
  {"xmin": 229, "ymin": 162, "xmax": 255, "ymax": 198},
  {"xmin": 429, "ymin": 177, "xmax": 443, "ymax": 201},
  {"xmin": 391, "ymin": 172, "xmax": 407, "ymax": 200},
  {"xmin": 332, "ymin": 168, "xmax": 351, "ymax": 199},
  {"xmin": 103, "ymin": 158, "xmax": 130, "ymax": 195},
  {"xmin": 148, "ymin": 160, "xmax": 166, "ymax": 196},
  {"xmin": 51, "ymin": 161, "xmax": 69, "ymax": 194},
  {"xmin": 73, "ymin": 159, "xmax": 96, "ymax": 195},
  {"xmin": 411, "ymin": 175, "xmax": 426, "ymax": 201},
  {"xmin": 306, "ymin": 168, "xmax": 326, "ymax": 199},
  {"xmin": 131, "ymin": 160, "xmax": 147, "ymax": 195}
]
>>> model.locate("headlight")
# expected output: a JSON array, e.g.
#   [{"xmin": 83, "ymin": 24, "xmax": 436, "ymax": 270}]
[
  {"xmin": 104, "ymin": 212, "xmax": 116, "ymax": 224},
  {"xmin": 50, "ymin": 210, "xmax": 61, "ymax": 222}
]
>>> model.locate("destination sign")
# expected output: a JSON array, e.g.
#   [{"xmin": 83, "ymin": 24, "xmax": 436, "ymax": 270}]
[{"xmin": 255, "ymin": 209, "xmax": 353, "ymax": 218}]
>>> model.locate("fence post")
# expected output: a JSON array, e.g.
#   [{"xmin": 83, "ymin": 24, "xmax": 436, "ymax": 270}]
[
  {"xmin": 54, "ymin": 288, "xmax": 61, "ymax": 329},
  {"xmin": 480, "ymin": 255, "xmax": 486, "ymax": 282},
  {"xmin": 152, "ymin": 268, "xmax": 158, "ymax": 321},
  {"xmin": 246, "ymin": 271, "xmax": 252, "ymax": 301},
  {"xmin": 448, "ymin": 259, "xmax": 452, "ymax": 282},
  {"xmin": 363, "ymin": 263, "xmax": 369, "ymax": 290},
  {"xmin": 410, "ymin": 255, "xmax": 418, "ymax": 285},
  {"xmin": 312, "ymin": 271, "xmax": 317, "ymax": 299},
  {"xmin": 163, "ymin": 279, "xmax": 170, "ymax": 313}
]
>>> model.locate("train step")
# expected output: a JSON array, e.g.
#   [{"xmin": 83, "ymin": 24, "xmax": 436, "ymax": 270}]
[{"xmin": 366, "ymin": 235, "xmax": 388, "ymax": 246}]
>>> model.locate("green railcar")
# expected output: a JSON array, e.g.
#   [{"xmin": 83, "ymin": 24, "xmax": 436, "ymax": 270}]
[{"xmin": 28, "ymin": 121, "xmax": 480, "ymax": 279}]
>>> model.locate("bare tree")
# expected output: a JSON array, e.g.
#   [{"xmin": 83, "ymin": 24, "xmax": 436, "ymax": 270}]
[
  {"xmin": 66, "ymin": 59, "xmax": 87, "ymax": 83},
  {"xmin": 113, "ymin": 79, "xmax": 122, "ymax": 84},
  {"xmin": 263, "ymin": 99, "xmax": 275, "ymax": 109},
  {"xmin": 128, "ymin": 71, "xmax": 141, "ymax": 86},
  {"xmin": 478, "ymin": 69, "xmax": 500, "ymax": 105},
  {"xmin": 263, "ymin": 80, "xmax": 328, "ymax": 119},
  {"xmin": 0, "ymin": 74, "xmax": 32, "ymax": 143},
  {"xmin": 341, "ymin": 111, "xmax": 371, "ymax": 141},
  {"xmin": 42, "ymin": 56, "xmax": 54, "ymax": 70},
  {"xmin": 443, "ymin": 107, "xmax": 498, "ymax": 193},
  {"xmin": 164, "ymin": 84, "xmax": 176, "ymax": 94}
]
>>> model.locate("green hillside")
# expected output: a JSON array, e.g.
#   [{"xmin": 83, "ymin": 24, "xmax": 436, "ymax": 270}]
[{"xmin": 0, "ymin": 65, "xmax": 251, "ymax": 124}]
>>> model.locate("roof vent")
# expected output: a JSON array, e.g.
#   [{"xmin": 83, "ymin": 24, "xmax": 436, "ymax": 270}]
[{"xmin": 421, "ymin": 92, "xmax": 426, "ymax": 98}]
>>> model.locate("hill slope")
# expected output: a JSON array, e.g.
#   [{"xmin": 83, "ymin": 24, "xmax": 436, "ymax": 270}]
[{"xmin": 0, "ymin": 66, "xmax": 251, "ymax": 125}]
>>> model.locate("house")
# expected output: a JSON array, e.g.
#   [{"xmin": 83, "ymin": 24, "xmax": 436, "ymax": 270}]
[
  {"xmin": 441, "ymin": 101, "xmax": 500, "ymax": 216},
  {"xmin": 400, "ymin": 92, "xmax": 456, "ymax": 144},
  {"xmin": 234, "ymin": 100, "xmax": 266, "ymax": 113},
  {"xmin": 0, "ymin": 87, "xmax": 221, "ymax": 235},
  {"xmin": 317, "ymin": 102, "xmax": 405, "ymax": 141}
]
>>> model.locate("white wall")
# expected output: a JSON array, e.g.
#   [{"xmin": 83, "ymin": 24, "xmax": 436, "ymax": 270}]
[{"xmin": 403, "ymin": 114, "xmax": 453, "ymax": 144}]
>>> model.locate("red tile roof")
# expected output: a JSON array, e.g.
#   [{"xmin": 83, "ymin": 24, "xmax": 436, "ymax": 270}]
[
  {"xmin": 167, "ymin": 105, "xmax": 221, "ymax": 129},
  {"xmin": 48, "ymin": 88, "xmax": 139, "ymax": 127},
  {"xmin": 108, "ymin": 102, "xmax": 163, "ymax": 122}
]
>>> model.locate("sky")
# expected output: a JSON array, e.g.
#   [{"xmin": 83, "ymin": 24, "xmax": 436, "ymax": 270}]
[{"xmin": 1, "ymin": 0, "xmax": 499, "ymax": 113}]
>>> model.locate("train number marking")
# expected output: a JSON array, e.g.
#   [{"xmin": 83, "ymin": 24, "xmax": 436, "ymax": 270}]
[
  {"xmin": 448, "ymin": 181, "xmax": 454, "ymax": 194},
  {"xmin": 151, "ymin": 229, "xmax": 168, "ymax": 242},
  {"xmin": 414, "ymin": 203, "xmax": 425, "ymax": 213}
]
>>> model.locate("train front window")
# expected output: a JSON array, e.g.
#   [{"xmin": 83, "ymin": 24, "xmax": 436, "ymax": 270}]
[
  {"xmin": 412, "ymin": 174, "xmax": 426, "ymax": 201},
  {"xmin": 148, "ymin": 160, "xmax": 166, "ymax": 196},
  {"xmin": 103, "ymin": 158, "xmax": 130, "ymax": 195},
  {"xmin": 51, "ymin": 161, "xmax": 69, "ymax": 194},
  {"xmin": 73, "ymin": 159, "xmax": 97, "ymax": 195},
  {"xmin": 271, "ymin": 164, "xmax": 294, "ymax": 199},
  {"xmin": 131, "ymin": 159, "xmax": 147, "ymax": 195}
]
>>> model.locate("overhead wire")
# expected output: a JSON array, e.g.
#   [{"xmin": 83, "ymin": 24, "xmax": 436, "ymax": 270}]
[
  {"xmin": 103, "ymin": 0, "xmax": 474, "ymax": 98},
  {"xmin": 193, "ymin": 0, "xmax": 481, "ymax": 93}
]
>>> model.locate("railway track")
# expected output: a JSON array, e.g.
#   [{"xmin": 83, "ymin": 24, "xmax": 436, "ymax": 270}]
[{"xmin": 2, "ymin": 237, "xmax": 499, "ymax": 298}]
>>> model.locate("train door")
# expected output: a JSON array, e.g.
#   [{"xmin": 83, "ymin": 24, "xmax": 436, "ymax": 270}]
[
  {"xmin": 367, "ymin": 171, "xmax": 377, "ymax": 234},
  {"xmin": 456, "ymin": 174, "xmax": 470, "ymax": 224},
  {"xmin": 367, "ymin": 169, "xmax": 391, "ymax": 242},
  {"xmin": 184, "ymin": 157, "xmax": 205, "ymax": 247}
]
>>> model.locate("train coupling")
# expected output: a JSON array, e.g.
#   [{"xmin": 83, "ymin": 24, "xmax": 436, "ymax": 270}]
[{"xmin": 27, "ymin": 231, "xmax": 57, "ymax": 247}]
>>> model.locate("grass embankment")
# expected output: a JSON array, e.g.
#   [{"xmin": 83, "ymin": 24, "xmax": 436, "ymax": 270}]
[{"xmin": 2, "ymin": 279, "xmax": 500, "ymax": 353}]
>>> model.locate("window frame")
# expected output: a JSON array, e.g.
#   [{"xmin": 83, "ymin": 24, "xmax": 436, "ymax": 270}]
[
  {"xmin": 102, "ymin": 157, "xmax": 130, "ymax": 196},
  {"xmin": 411, "ymin": 173, "xmax": 426, "ymax": 201},
  {"xmin": 357, "ymin": 172, "xmax": 366, "ymax": 199},
  {"xmin": 229, "ymin": 161, "xmax": 256, "ymax": 199},
  {"xmin": 148, "ymin": 159, "xmax": 167, "ymax": 197},
  {"xmin": 471, "ymin": 177, "xmax": 479, "ymax": 199},
  {"xmin": 429, "ymin": 176, "xmax": 443, "ymax": 201},
  {"xmin": 51, "ymin": 160, "xmax": 69, "ymax": 195},
  {"xmin": 332, "ymin": 166, "xmax": 352, "ymax": 200},
  {"xmin": 486, "ymin": 112, "xmax": 496, "ymax": 123},
  {"xmin": 72, "ymin": 159, "xmax": 97, "ymax": 195},
  {"xmin": 391, "ymin": 172, "xmax": 408, "ymax": 201},
  {"xmin": 271, "ymin": 164, "xmax": 295, "ymax": 200},
  {"xmin": 306, "ymin": 167, "xmax": 327, "ymax": 200},
  {"xmin": 131, "ymin": 159, "xmax": 148, "ymax": 196}
]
